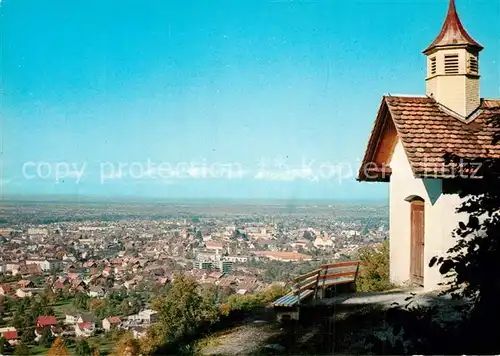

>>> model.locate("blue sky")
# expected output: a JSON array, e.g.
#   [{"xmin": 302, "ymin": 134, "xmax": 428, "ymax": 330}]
[{"xmin": 2, "ymin": 0, "xmax": 500, "ymax": 201}]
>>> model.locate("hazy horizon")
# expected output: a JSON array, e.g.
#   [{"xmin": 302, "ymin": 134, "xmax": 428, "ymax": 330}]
[{"xmin": 0, "ymin": 193, "xmax": 387, "ymax": 206}]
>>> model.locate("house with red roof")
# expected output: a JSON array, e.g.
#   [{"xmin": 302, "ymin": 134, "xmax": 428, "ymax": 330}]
[
  {"xmin": 16, "ymin": 288, "xmax": 33, "ymax": 298},
  {"xmin": 52, "ymin": 279, "xmax": 69, "ymax": 292},
  {"xmin": 36, "ymin": 315, "xmax": 57, "ymax": 328},
  {"xmin": 102, "ymin": 266, "xmax": 112, "ymax": 277},
  {"xmin": 74, "ymin": 322, "xmax": 95, "ymax": 338},
  {"xmin": 0, "ymin": 284, "xmax": 11, "ymax": 296},
  {"xmin": 157, "ymin": 277, "xmax": 169, "ymax": 286},
  {"xmin": 2, "ymin": 330, "xmax": 19, "ymax": 344},
  {"xmin": 102, "ymin": 316, "xmax": 121, "ymax": 332},
  {"xmin": 71, "ymin": 279, "xmax": 87, "ymax": 292},
  {"xmin": 357, "ymin": 0, "xmax": 500, "ymax": 292},
  {"xmin": 34, "ymin": 324, "xmax": 61, "ymax": 342},
  {"xmin": 19, "ymin": 263, "xmax": 43, "ymax": 277},
  {"xmin": 0, "ymin": 327, "xmax": 19, "ymax": 345},
  {"xmin": 18, "ymin": 280, "xmax": 35, "ymax": 289}
]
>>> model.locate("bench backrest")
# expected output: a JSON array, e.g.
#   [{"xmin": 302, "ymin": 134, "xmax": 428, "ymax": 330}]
[
  {"xmin": 318, "ymin": 260, "xmax": 361, "ymax": 284},
  {"xmin": 291, "ymin": 268, "xmax": 321, "ymax": 294},
  {"xmin": 288, "ymin": 260, "xmax": 360, "ymax": 302}
]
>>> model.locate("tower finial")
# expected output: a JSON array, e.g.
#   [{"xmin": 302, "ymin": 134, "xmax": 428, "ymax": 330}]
[{"xmin": 423, "ymin": 0, "xmax": 483, "ymax": 54}]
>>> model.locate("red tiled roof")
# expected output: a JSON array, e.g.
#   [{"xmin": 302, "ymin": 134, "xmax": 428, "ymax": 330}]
[
  {"xmin": 2, "ymin": 330, "xmax": 18, "ymax": 340},
  {"xmin": 254, "ymin": 251, "xmax": 313, "ymax": 261},
  {"xmin": 37, "ymin": 316, "xmax": 57, "ymax": 326},
  {"xmin": 158, "ymin": 277, "xmax": 169, "ymax": 285},
  {"xmin": 53, "ymin": 280, "xmax": 64, "ymax": 289},
  {"xmin": 77, "ymin": 322, "xmax": 93, "ymax": 330},
  {"xmin": 205, "ymin": 241, "xmax": 223, "ymax": 248},
  {"xmin": 358, "ymin": 96, "xmax": 500, "ymax": 181},
  {"xmin": 51, "ymin": 326, "xmax": 63, "ymax": 334},
  {"xmin": 424, "ymin": 0, "xmax": 483, "ymax": 54},
  {"xmin": 208, "ymin": 272, "xmax": 224, "ymax": 279},
  {"xmin": 18, "ymin": 280, "xmax": 31, "ymax": 287},
  {"xmin": 106, "ymin": 316, "xmax": 121, "ymax": 324}
]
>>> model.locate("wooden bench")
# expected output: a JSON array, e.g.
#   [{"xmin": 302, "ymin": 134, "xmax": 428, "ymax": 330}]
[
  {"xmin": 272, "ymin": 268, "xmax": 320, "ymax": 321},
  {"xmin": 273, "ymin": 268, "xmax": 320, "ymax": 308},
  {"xmin": 272, "ymin": 260, "xmax": 360, "ymax": 321}
]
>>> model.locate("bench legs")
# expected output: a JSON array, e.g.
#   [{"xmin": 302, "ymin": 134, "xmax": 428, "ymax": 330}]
[
  {"xmin": 316, "ymin": 288, "xmax": 325, "ymax": 300},
  {"xmin": 276, "ymin": 306, "xmax": 300, "ymax": 322}
]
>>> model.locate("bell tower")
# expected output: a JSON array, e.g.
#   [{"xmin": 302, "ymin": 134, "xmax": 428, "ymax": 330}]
[{"xmin": 423, "ymin": 0, "xmax": 483, "ymax": 118}]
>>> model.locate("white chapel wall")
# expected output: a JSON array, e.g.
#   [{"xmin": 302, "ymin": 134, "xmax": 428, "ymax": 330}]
[{"xmin": 388, "ymin": 141, "xmax": 466, "ymax": 291}]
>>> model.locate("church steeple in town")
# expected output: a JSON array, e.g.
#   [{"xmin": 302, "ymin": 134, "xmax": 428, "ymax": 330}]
[{"xmin": 424, "ymin": 0, "xmax": 483, "ymax": 118}]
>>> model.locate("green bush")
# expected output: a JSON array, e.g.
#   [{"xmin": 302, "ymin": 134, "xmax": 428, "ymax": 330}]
[
  {"xmin": 224, "ymin": 284, "xmax": 287, "ymax": 313},
  {"xmin": 356, "ymin": 240, "xmax": 393, "ymax": 292}
]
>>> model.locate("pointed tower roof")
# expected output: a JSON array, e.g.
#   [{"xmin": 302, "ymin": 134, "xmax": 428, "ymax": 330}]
[{"xmin": 423, "ymin": 0, "xmax": 483, "ymax": 54}]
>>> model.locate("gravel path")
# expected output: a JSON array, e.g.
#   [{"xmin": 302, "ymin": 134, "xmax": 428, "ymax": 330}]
[
  {"xmin": 200, "ymin": 324, "xmax": 280, "ymax": 356},
  {"xmin": 315, "ymin": 287, "xmax": 436, "ymax": 307}
]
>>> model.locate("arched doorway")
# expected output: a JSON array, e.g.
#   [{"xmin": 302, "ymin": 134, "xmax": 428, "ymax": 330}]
[{"xmin": 408, "ymin": 197, "xmax": 425, "ymax": 286}]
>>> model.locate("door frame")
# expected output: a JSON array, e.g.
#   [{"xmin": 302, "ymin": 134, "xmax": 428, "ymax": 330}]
[{"xmin": 409, "ymin": 198, "xmax": 425, "ymax": 286}]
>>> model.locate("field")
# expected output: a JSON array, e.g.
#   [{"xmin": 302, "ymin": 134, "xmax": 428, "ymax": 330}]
[{"xmin": 27, "ymin": 335, "xmax": 115, "ymax": 355}]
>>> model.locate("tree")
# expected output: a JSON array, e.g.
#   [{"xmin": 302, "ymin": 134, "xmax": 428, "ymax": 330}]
[
  {"xmin": 356, "ymin": 240, "xmax": 393, "ymax": 292},
  {"xmin": 127, "ymin": 297, "xmax": 142, "ymax": 315},
  {"xmin": 427, "ymin": 140, "xmax": 500, "ymax": 353},
  {"xmin": 74, "ymin": 292, "xmax": 90, "ymax": 310},
  {"xmin": 119, "ymin": 299, "xmax": 131, "ymax": 316},
  {"xmin": 226, "ymin": 293, "xmax": 261, "ymax": 312},
  {"xmin": 39, "ymin": 326, "xmax": 54, "ymax": 348},
  {"xmin": 92, "ymin": 345, "xmax": 101, "ymax": 356},
  {"xmin": 48, "ymin": 337, "xmax": 70, "ymax": 356},
  {"xmin": 43, "ymin": 286, "xmax": 57, "ymax": 304},
  {"xmin": 112, "ymin": 332, "xmax": 140, "ymax": 356},
  {"xmin": 0, "ymin": 336, "xmax": 5, "ymax": 355},
  {"xmin": 12, "ymin": 311, "xmax": 23, "ymax": 330},
  {"xmin": 303, "ymin": 230, "xmax": 315, "ymax": 241},
  {"xmin": 140, "ymin": 324, "xmax": 165, "ymax": 355},
  {"xmin": 2, "ymin": 297, "xmax": 10, "ymax": 314},
  {"xmin": 89, "ymin": 298, "xmax": 106, "ymax": 318},
  {"xmin": 75, "ymin": 339, "xmax": 92, "ymax": 356},
  {"xmin": 202, "ymin": 284, "xmax": 233, "ymax": 304},
  {"xmin": 257, "ymin": 284, "xmax": 287, "ymax": 303},
  {"xmin": 14, "ymin": 342, "xmax": 30, "ymax": 356},
  {"xmin": 150, "ymin": 273, "xmax": 219, "ymax": 352},
  {"xmin": 20, "ymin": 328, "xmax": 34, "ymax": 344}
]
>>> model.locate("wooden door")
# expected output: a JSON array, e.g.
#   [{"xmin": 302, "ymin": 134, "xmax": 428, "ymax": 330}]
[{"xmin": 410, "ymin": 201, "xmax": 425, "ymax": 286}]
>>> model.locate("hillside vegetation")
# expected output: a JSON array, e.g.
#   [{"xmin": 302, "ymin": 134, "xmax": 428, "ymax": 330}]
[{"xmin": 356, "ymin": 240, "xmax": 393, "ymax": 292}]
